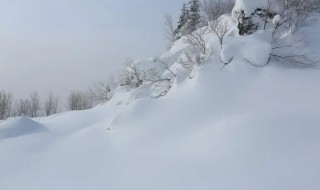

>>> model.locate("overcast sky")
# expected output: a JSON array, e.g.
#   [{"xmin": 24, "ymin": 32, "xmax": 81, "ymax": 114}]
[{"xmin": 0, "ymin": 0, "xmax": 185, "ymax": 104}]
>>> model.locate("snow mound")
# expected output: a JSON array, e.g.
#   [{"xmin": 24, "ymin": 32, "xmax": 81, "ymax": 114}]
[
  {"xmin": 221, "ymin": 30, "xmax": 272, "ymax": 66},
  {"xmin": 0, "ymin": 117, "xmax": 48, "ymax": 140}
]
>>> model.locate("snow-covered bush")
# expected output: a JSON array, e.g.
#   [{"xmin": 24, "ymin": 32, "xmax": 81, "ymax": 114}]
[
  {"xmin": 119, "ymin": 60, "xmax": 145, "ymax": 88},
  {"xmin": 233, "ymin": 0, "xmax": 320, "ymax": 35},
  {"xmin": 236, "ymin": 10, "xmax": 259, "ymax": 35},
  {"xmin": 143, "ymin": 58, "xmax": 177, "ymax": 98},
  {"xmin": 89, "ymin": 76, "xmax": 117, "ymax": 104},
  {"xmin": 232, "ymin": 0, "xmax": 281, "ymax": 35},
  {"xmin": 225, "ymin": 0, "xmax": 319, "ymax": 67}
]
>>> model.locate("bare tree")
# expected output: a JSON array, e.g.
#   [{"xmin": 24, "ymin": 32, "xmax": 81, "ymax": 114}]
[
  {"xmin": 29, "ymin": 92, "xmax": 41, "ymax": 117},
  {"xmin": 67, "ymin": 91, "xmax": 92, "ymax": 111},
  {"xmin": 14, "ymin": 99, "xmax": 31, "ymax": 117},
  {"xmin": 183, "ymin": 31, "xmax": 212, "ymax": 55},
  {"xmin": 272, "ymin": 0, "xmax": 307, "ymax": 34},
  {"xmin": 264, "ymin": 0, "xmax": 320, "ymax": 67},
  {"xmin": 44, "ymin": 92, "xmax": 59, "ymax": 116},
  {"xmin": 201, "ymin": 0, "xmax": 234, "ymax": 23},
  {"xmin": 178, "ymin": 53, "xmax": 202, "ymax": 70},
  {"xmin": 265, "ymin": 0, "xmax": 320, "ymax": 34},
  {"xmin": 164, "ymin": 14, "xmax": 176, "ymax": 49},
  {"xmin": 209, "ymin": 18, "xmax": 230, "ymax": 49},
  {"xmin": 180, "ymin": 30, "xmax": 213, "ymax": 69},
  {"xmin": 0, "ymin": 91, "xmax": 13, "ymax": 120},
  {"xmin": 308, "ymin": 0, "xmax": 320, "ymax": 12},
  {"xmin": 269, "ymin": 38, "xmax": 319, "ymax": 67},
  {"xmin": 89, "ymin": 76, "xmax": 114, "ymax": 103},
  {"xmin": 145, "ymin": 68, "xmax": 171, "ymax": 86},
  {"xmin": 144, "ymin": 58, "xmax": 178, "ymax": 98}
]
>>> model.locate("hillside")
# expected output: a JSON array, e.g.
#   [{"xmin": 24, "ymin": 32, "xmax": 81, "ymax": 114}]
[{"xmin": 1, "ymin": 1, "xmax": 320, "ymax": 190}]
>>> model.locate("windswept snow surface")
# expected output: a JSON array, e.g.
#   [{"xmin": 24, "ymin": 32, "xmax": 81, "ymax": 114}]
[
  {"xmin": 1, "ymin": 12, "xmax": 320, "ymax": 190},
  {"xmin": 1, "ymin": 62, "xmax": 320, "ymax": 190}
]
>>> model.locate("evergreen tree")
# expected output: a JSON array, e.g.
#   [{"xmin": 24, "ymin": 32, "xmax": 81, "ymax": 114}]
[
  {"xmin": 174, "ymin": 3, "xmax": 189, "ymax": 39},
  {"xmin": 184, "ymin": 0, "xmax": 201, "ymax": 33},
  {"xmin": 174, "ymin": 0, "xmax": 201, "ymax": 39}
]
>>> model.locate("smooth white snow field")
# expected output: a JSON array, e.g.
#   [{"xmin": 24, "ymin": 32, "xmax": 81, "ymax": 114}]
[
  {"xmin": 1, "ymin": 3, "xmax": 320, "ymax": 189},
  {"xmin": 1, "ymin": 60, "xmax": 319, "ymax": 190}
]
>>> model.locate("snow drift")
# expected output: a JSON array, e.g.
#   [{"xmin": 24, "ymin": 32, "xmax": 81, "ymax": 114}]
[
  {"xmin": 0, "ymin": 117, "xmax": 48, "ymax": 140},
  {"xmin": 1, "ymin": 60, "xmax": 319, "ymax": 190},
  {"xmin": 1, "ymin": 1, "xmax": 320, "ymax": 190}
]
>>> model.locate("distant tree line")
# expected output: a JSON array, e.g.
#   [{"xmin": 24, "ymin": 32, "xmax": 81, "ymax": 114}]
[
  {"xmin": 0, "ymin": 75, "xmax": 119, "ymax": 120},
  {"xmin": 0, "ymin": 91, "xmax": 59, "ymax": 120},
  {"xmin": 0, "ymin": 89, "xmax": 95, "ymax": 120}
]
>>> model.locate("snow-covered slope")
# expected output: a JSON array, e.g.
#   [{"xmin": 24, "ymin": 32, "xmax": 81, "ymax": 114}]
[
  {"xmin": 1, "ymin": 60, "xmax": 320, "ymax": 190},
  {"xmin": 1, "ymin": 5, "xmax": 320, "ymax": 190}
]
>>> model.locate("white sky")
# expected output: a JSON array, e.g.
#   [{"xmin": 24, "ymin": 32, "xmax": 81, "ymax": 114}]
[{"xmin": 0, "ymin": 0, "xmax": 185, "ymax": 105}]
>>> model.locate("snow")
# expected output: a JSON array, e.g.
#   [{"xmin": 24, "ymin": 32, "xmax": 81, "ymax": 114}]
[
  {"xmin": 1, "ymin": 60, "xmax": 320, "ymax": 190},
  {"xmin": 0, "ymin": 117, "xmax": 48, "ymax": 140},
  {"xmin": 273, "ymin": 14, "xmax": 281, "ymax": 26},
  {"xmin": 1, "ymin": 4, "xmax": 320, "ymax": 190},
  {"xmin": 221, "ymin": 30, "xmax": 273, "ymax": 66}
]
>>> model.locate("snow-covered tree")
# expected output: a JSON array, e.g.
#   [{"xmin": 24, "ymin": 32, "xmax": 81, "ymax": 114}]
[
  {"xmin": 233, "ymin": 0, "xmax": 280, "ymax": 35},
  {"xmin": 236, "ymin": 10, "xmax": 260, "ymax": 35},
  {"xmin": 174, "ymin": 0, "xmax": 201, "ymax": 39},
  {"xmin": 119, "ymin": 60, "xmax": 145, "ymax": 88},
  {"xmin": 174, "ymin": 3, "xmax": 189, "ymax": 39},
  {"xmin": 209, "ymin": 17, "xmax": 231, "ymax": 48},
  {"xmin": 233, "ymin": 0, "xmax": 320, "ymax": 35},
  {"xmin": 89, "ymin": 76, "xmax": 116, "ymax": 104},
  {"xmin": 182, "ymin": 0, "xmax": 201, "ymax": 34}
]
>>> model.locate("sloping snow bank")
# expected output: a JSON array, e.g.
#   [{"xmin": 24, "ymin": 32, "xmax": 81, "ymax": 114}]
[{"xmin": 0, "ymin": 61, "xmax": 319, "ymax": 190}]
